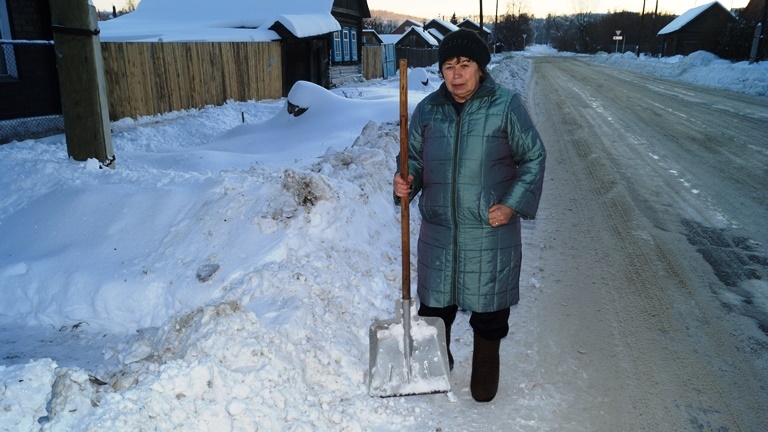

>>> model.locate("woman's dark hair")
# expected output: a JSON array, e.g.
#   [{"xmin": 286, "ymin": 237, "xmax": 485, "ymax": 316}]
[{"xmin": 437, "ymin": 57, "xmax": 488, "ymax": 81}]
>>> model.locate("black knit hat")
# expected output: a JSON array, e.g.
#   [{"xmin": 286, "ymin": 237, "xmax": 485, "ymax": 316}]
[{"xmin": 438, "ymin": 29, "xmax": 491, "ymax": 69}]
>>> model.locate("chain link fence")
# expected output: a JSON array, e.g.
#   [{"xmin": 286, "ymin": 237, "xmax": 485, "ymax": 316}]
[
  {"xmin": 0, "ymin": 40, "xmax": 64, "ymax": 144},
  {"xmin": 0, "ymin": 115, "xmax": 64, "ymax": 144}
]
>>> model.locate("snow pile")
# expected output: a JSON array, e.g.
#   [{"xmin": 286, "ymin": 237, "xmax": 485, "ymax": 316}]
[
  {"xmin": 590, "ymin": 50, "xmax": 768, "ymax": 96},
  {"xmin": 0, "ymin": 70, "xmax": 455, "ymax": 428},
  {"xmin": 0, "ymin": 360, "xmax": 57, "ymax": 431},
  {"xmin": 407, "ymin": 67, "xmax": 441, "ymax": 93},
  {"xmin": 489, "ymin": 53, "xmax": 532, "ymax": 95}
]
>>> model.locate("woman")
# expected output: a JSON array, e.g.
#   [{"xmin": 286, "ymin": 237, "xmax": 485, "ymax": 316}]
[{"xmin": 393, "ymin": 29, "xmax": 546, "ymax": 402}]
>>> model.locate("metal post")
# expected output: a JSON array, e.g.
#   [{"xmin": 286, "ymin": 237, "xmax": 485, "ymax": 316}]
[{"xmin": 749, "ymin": 23, "xmax": 762, "ymax": 64}]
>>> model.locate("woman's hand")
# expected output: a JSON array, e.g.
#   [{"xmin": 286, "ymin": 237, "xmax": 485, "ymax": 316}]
[
  {"xmin": 489, "ymin": 204, "xmax": 515, "ymax": 227},
  {"xmin": 393, "ymin": 173, "xmax": 413, "ymax": 198}
]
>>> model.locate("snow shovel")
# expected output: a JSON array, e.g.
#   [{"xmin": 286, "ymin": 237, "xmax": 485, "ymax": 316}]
[{"xmin": 368, "ymin": 59, "xmax": 451, "ymax": 398}]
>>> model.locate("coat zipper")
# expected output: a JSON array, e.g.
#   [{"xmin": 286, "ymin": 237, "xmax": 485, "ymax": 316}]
[{"xmin": 450, "ymin": 111, "xmax": 461, "ymax": 304}]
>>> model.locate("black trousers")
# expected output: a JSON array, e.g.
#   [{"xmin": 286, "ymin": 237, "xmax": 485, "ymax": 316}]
[{"xmin": 418, "ymin": 304, "xmax": 511, "ymax": 341}]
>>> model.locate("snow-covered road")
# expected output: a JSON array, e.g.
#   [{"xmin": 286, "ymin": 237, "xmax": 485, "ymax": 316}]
[{"xmin": 515, "ymin": 55, "xmax": 768, "ymax": 430}]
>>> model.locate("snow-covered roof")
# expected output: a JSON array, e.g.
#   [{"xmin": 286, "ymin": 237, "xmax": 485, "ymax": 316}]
[
  {"xmin": 425, "ymin": 18, "xmax": 460, "ymax": 33},
  {"xmin": 400, "ymin": 19, "xmax": 423, "ymax": 28},
  {"xmin": 379, "ymin": 34, "xmax": 403, "ymax": 45},
  {"xmin": 99, "ymin": 0, "xmax": 340, "ymax": 42},
  {"xmin": 263, "ymin": 13, "xmax": 340, "ymax": 39},
  {"xmin": 362, "ymin": 28, "xmax": 382, "ymax": 41},
  {"xmin": 459, "ymin": 19, "xmax": 491, "ymax": 34},
  {"xmin": 657, "ymin": 1, "xmax": 729, "ymax": 35},
  {"xmin": 401, "ymin": 26, "xmax": 439, "ymax": 47},
  {"xmin": 427, "ymin": 28, "xmax": 446, "ymax": 43}
]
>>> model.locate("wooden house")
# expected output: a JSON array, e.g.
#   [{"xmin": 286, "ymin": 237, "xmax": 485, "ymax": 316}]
[
  {"xmin": 391, "ymin": 19, "xmax": 423, "ymax": 35},
  {"xmin": 361, "ymin": 29, "xmax": 396, "ymax": 79},
  {"xmin": 269, "ymin": 19, "xmax": 335, "ymax": 95},
  {"xmin": 362, "ymin": 29, "xmax": 383, "ymax": 46},
  {"xmin": 328, "ymin": 0, "xmax": 371, "ymax": 87},
  {"xmin": 657, "ymin": 1, "xmax": 737, "ymax": 56},
  {"xmin": 0, "ymin": 0, "xmax": 62, "ymax": 140},
  {"xmin": 99, "ymin": 0, "xmax": 370, "ymax": 93},
  {"xmin": 458, "ymin": 19, "xmax": 493, "ymax": 40},
  {"xmin": 395, "ymin": 26, "xmax": 439, "ymax": 68},
  {"xmin": 396, "ymin": 26, "xmax": 439, "ymax": 49},
  {"xmin": 2, "ymin": 0, "xmax": 375, "ymax": 132},
  {"xmin": 423, "ymin": 18, "xmax": 460, "ymax": 43}
]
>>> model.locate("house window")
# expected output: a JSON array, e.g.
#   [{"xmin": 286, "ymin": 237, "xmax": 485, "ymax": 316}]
[
  {"xmin": 332, "ymin": 31, "xmax": 342, "ymax": 62},
  {"xmin": 342, "ymin": 28, "xmax": 350, "ymax": 62},
  {"xmin": 350, "ymin": 29, "xmax": 358, "ymax": 62},
  {"xmin": 0, "ymin": 0, "xmax": 17, "ymax": 78}
]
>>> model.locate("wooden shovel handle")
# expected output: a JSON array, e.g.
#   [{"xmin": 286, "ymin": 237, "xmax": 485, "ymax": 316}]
[{"xmin": 399, "ymin": 59, "xmax": 410, "ymax": 301}]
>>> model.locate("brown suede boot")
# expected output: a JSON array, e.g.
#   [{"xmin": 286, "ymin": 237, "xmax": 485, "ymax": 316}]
[{"xmin": 470, "ymin": 333, "xmax": 500, "ymax": 402}]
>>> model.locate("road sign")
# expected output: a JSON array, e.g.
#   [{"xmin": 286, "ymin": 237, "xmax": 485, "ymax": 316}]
[
  {"xmin": 613, "ymin": 36, "xmax": 623, "ymax": 40},
  {"xmin": 615, "ymin": 30, "xmax": 622, "ymax": 35}
]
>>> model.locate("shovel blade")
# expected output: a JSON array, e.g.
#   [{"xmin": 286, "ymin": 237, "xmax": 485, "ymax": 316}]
[{"xmin": 368, "ymin": 299, "xmax": 451, "ymax": 397}]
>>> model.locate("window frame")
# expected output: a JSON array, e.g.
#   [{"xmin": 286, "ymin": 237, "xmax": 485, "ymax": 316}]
[
  {"xmin": 332, "ymin": 30, "xmax": 342, "ymax": 62},
  {"xmin": 0, "ymin": 0, "xmax": 18, "ymax": 78},
  {"xmin": 342, "ymin": 28, "xmax": 350, "ymax": 62}
]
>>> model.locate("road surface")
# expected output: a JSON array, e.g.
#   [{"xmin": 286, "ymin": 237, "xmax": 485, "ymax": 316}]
[{"xmin": 520, "ymin": 56, "xmax": 768, "ymax": 430}]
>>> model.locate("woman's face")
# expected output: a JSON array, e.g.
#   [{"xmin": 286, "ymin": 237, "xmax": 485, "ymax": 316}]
[{"xmin": 441, "ymin": 57, "xmax": 482, "ymax": 103}]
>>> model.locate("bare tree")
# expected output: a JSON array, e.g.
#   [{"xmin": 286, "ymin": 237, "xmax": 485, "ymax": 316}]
[
  {"xmin": 495, "ymin": 8, "xmax": 533, "ymax": 51},
  {"xmin": 363, "ymin": 17, "xmax": 397, "ymax": 34}
]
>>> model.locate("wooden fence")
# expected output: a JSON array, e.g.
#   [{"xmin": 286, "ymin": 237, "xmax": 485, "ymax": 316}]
[
  {"xmin": 362, "ymin": 46, "xmax": 383, "ymax": 80},
  {"xmin": 363, "ymin": 45, "xmax": 431, "ymax": 80},
  {"xmin": 395, "ymin": 47, "xmax": 438, "ymax": 68},
  {"xmin": 101, "ymin": 42, "xmax": 282, "ymax": 121}
]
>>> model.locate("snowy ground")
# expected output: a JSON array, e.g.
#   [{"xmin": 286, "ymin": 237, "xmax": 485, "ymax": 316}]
[{"xmin": 0, "ymin": 47, "xmax": 766, "ymax": 431}]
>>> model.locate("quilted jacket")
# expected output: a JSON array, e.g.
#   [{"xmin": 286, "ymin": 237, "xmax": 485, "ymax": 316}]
[{"xmin": 400, "ymin": 75, "xmax": 546, "ymax": 312}]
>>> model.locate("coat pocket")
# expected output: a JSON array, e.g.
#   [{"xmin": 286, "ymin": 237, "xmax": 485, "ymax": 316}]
[{"xmin": 474, "ymin": 188, "xmax": 498, "ymax": 226}]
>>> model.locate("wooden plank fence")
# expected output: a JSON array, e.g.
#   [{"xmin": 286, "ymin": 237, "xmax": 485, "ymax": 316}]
[
  {"xmin": 101, "ymin": 42, "xmax": 282, "ymax": 121},
  {"xmin": 362, "ymin": 45, "xmax": 383, "ymax": 80},
  {"xmin": 395, "ymin": 47, "xmax": 438, "ymax": 68}
]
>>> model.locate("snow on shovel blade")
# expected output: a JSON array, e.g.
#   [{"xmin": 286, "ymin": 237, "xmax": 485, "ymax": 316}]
[{"xmin": 368, "ymin": 299, "xmax": 451, "ymax": 397}]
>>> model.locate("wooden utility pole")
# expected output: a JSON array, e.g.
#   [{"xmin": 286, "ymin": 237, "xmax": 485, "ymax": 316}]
[
  {"xmin": 50, "ymin": 0, "xmax": 115, "ymax": 167},
  {"xmin": 495, "ymin": 0, "xmax": 498, "ymax": 53},
  {"xmin": 479, "ymin": 0, "xmax": 484, "ymax": 42},
  {"xmin": 639, "ymin": 0, "xmax": 646, "ymax": 53},
  {"xmin": 652, "ymin": 0, "xmax": 660, "ymax": 55}
]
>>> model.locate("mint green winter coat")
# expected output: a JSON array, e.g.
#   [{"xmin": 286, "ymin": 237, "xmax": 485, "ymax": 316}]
[{"xmin": 401, "ymin": 75, "xmax": 546, "ymax": 313}]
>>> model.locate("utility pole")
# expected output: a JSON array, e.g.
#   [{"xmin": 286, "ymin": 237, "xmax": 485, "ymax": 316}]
[
  {"xmin": 50, "ymin": 0, "xmax": 115, "ymax": 167},
  {"xmin": 755, "ymin": 0, "xmax": 768, "ymax": 63},
  {"xmin": 479, "ymin": 0, "xmax": 484, "ymax": 44},
  {"xmin": 652, "ymin": 0, "xmax": 660, "ymax": 56},
  {"xmin": 749, "ymin": 23, "xmax": 763, "ymax": 64},
  {"xmin": 495, "ymin": 0, "xmax": 499, "ymax": 53},
  {"xmin": 639, "ymin": 0, "xmax": 646, "ymax": 52}
]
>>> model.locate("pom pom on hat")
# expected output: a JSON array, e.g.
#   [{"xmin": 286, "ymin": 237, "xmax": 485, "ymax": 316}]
[{"xmin": 438, "ymin": 29, "xmax": 491, "ymax": 69}]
